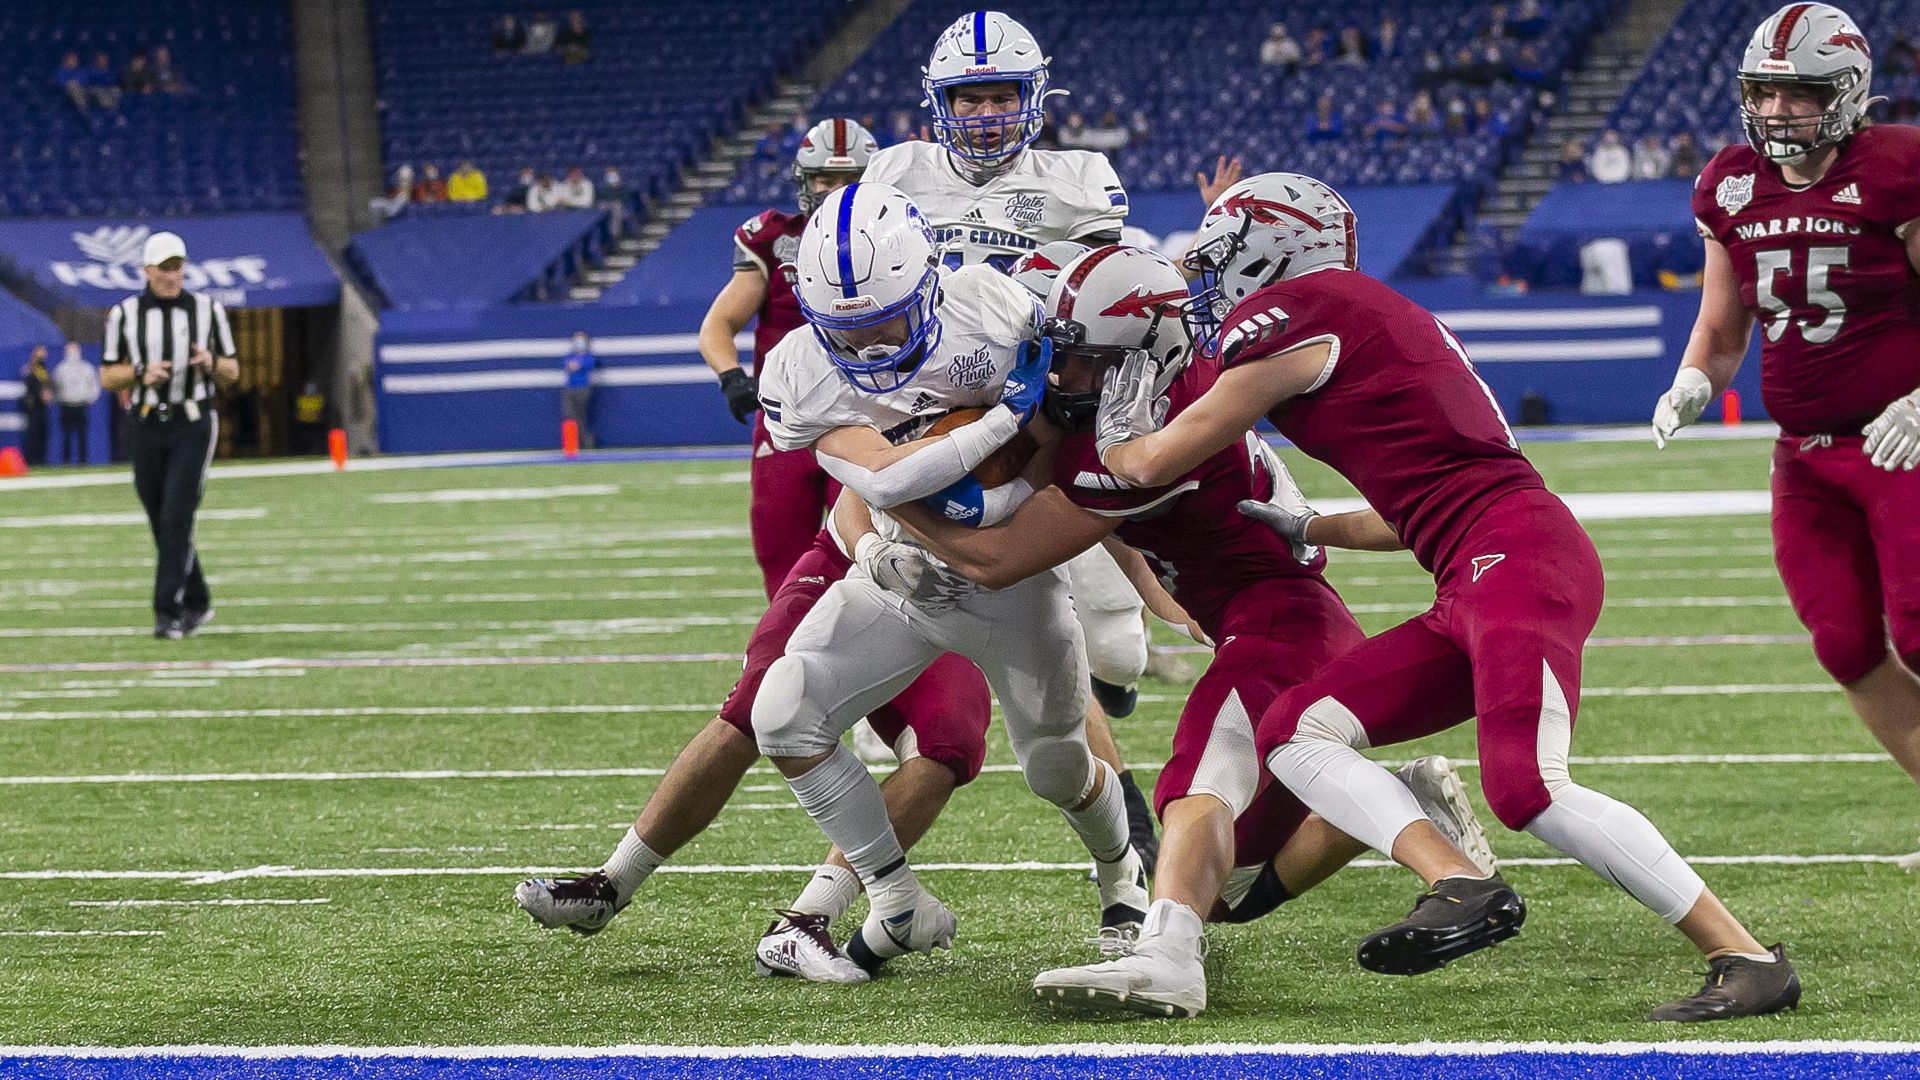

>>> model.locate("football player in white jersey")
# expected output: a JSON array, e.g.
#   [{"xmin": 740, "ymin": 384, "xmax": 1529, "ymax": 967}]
[
  {"xmin": 751, "ymin": 182, "xmax": 1148, "ymax": 973},
  {"xmin": 865, "ymin": 10, "xmax": 1163, "ymax": 866}
]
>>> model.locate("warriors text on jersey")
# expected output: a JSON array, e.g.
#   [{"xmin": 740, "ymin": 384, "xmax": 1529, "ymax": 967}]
[
  {"xmin": 732, "ymin": 208, "xmax": 807, "ymax": 373},
  {"xmin": 1216, "ymin": 268, "xmax": 1545, "ymax": 573},
  {"xmin": 1052, "ymin": 357, "xmax": 1328, "ymax": 635},
  {"xmin": 1692, "ymin": 124, "xmax": 1920, "ymax": 436},
  {"xmin": 863, "ymin": 142, "xmax": 1127, "ymax": 271}
]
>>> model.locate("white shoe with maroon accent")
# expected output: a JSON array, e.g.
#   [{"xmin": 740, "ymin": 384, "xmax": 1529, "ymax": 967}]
[{"xmin": 753, "ymin": 910, "xmax": 870, "ymax": 984}]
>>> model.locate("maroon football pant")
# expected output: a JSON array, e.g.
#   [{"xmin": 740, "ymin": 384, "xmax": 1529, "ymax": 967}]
[
  {"xmin": 718, "ymin": 532, "xmax": 992, "ymax": 785},
  {"xmin": 749, "ymin": 413, "xmax": 839, "ymax": 599},
  {"xmin": 1256, "ymin": 489, "xmax": 1606, "ymax": 830},
  {"xmin": 1772, "ymin": 435, "xmax": 1920, "ymax": 683}
]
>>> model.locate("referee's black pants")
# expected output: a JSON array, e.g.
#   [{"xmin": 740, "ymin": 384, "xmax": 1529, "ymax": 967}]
[{"xmin": 130, "ymin": 408, "xmax": 215, "ymax": 620}]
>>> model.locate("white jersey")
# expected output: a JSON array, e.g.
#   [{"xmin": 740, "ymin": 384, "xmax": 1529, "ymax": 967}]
[{"xmin": 864, "ymin": 142, "xmax": 1128, "ymax": 271}]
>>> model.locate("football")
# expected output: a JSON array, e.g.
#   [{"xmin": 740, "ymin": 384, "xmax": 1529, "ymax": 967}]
[{"xmin": 924, "ymin": 407, "xmax": 1039, "ymax": 488}]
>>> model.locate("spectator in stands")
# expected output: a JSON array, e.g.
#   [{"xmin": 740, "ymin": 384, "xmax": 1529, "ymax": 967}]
[
  {"xmin": 496, "ymin": 167, "xmax": 536, "ymax": 213},
  {"xmin": 151, "ymin": 46, "xmax": 185, "ymax": 93},
  {"xmin": 1512, "ymin": 44, "xmax": 1549, "ymax": 87},
  {"xmin": 1558, "ymin": 136, "xmax": 1587, "ymax": 181},
  {"xmin": 447, "ymin": 161, "xmax": 488, "ymax": 203},
  {"xmin": 1669, "ymin": 132, "xmax": 1702, "ymax": 178},
  {"xmin": 1586, "ymin": 129, "xmax": 1631, "ymax": 184},
  {"xmin": 1335, "ymin": 26, "xmax": 1369, "ymax": 66},
  {"xmin": 527, "ymin": 172, "xmax": 563, "ymax": 212},
  {"xmin": 56, "ymin": 52, "xmax": 89, "ymax": 112},
  {"xmin": 87, "ymin": 52, "xmax": 121, "ymax": 110},
  {"xmin": 1363, "ymin": 99, "xmax": 1407, "ymax": 143},
  {"xmin": 1631, "ymin": 134, "xmax": 1671, "ymax": 180},
  {"xmin": 1472, "ymin": 96, "xmax": 1508, "ymax": 137},
  {"xmin": 1888, "ymin": 33, "xmax": 1915, "ymax": 74},
  {"xmin": 122, "ymin": 52, "xmax": 157, "ymax": 95},
  {"xmin": 1300, "ymin": 27, "xmax": 1328, "ymax": 67},
  {"xmin": 1487, "ymin": 4, "xmax": 1513, "ymax": 39},
  {"xmin": 556, "ymin": 167, "xmax": 595, "ymax": 209},
  {"xmin": 1128, "ymin": 108, "xmax": 1152, "ymax": 145},
  {"xmin": 1260, "ymin": 24, "xmax": 1301, "ymax": 70},
  {"xmin": 561, "ymin": 331, "xmax": 597, "ymax": 448},
  {"xmin": 1059, "ymin": 111, "xmax": 1090, "ymax": 149},
  {"xmin": 1304, "ymin": 92, "xmax": 1343, "ymax": 142},
  {"xmin": 1405, "ymin": 91, "xmax": 1441, "ymax": 136},
  {"xmin": 370, "ymin": 164, "xmax": 413, "ymax": 219},
  {"xmin": 598, "ymin": 167, "xmax": 630, "ymax": 234},
  {"xmin": 557, "ymin": 11, "xmax": 591, "ymax": 64},
  {"xmin": 412, "ymin": 164, "xmax": 449, "ymax": 203},
  {"xmin": 492, "ymin": 14, "xmax": 526, "ymax": 54},
  {"xmin": 1377, "ymin": 17, "xmax": 1400, "ymax": 60},
  {"xmin": 1445, "ymin": 96, "xmax": 1472, "ymax": 137},
  {"xmin": 52, "ymin": 342, "xmax": 98, "ymax": 465},
  {"xmin": 18, "ymin": 346, "xmax": 52, "ymax": 468},
  {"xmin": 1510, "ymin": 0, "xmax": 1550, "ymax": 39},
  {"xmin": 524, "ymin": 12, "xmax": 558, "ymax": 54},
  {"xmin": 887, "ymin": 109, "xmax": 917, "ymax": 145}
]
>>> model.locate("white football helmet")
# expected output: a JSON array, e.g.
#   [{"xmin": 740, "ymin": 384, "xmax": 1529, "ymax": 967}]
[
  {"xmin": 793, "ymin": 182, "xmax": 944, "ymax": 394},
  {"xmin": 1040, "ymin": 244, "xmax": 1197, "ymax": 429},
  {"xmin": 922, "ymin": 10, "xmax": 1060, "ymax": 168},
  {"xmin": 1185, "ymin": 173, "xmax": 1356, "ymax": 353},
  {"xmin": 1738, "ymin": 3, "xmax": 1873, "ymax": 165},
  {"xmin": 1008, "ymin": 240, "xmax": 1091, "ymax": 299},
  {"xmin": 793, "ymin": 118, "xmax": 878, "ymax": 216}
]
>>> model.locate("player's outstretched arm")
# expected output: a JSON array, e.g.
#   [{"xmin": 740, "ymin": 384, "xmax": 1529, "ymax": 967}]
[
  {"xmin": 1099, "ymin": 340, "xmax": 1333, "ymax": 488},
  {"xmin": 890, "ymin": 486, "xmax": 1113, "ymax": 591},
  {"xmin": 1656, "ymin": 238, "xmax": 1750, "ymax": 448},
  {"xmin": 1237, "ymin": 499, "xmax": 1404, "ymax": 552},
  {"xmin": 699, "ymin": 270, "xmax": 768, "ymax": 423},
  {"xmin": 814, "ymin": 416, "xmax": 1022, "ymax": 510},
  {"xmin": 1100, "ymin": 536, "xmax": 1209, "ymax": 646}
]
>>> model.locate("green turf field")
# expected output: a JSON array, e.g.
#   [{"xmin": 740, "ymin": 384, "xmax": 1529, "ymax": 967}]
[{"xmin": 1, "ymin": 434, "xmax": 1914, "ymax": 1047}]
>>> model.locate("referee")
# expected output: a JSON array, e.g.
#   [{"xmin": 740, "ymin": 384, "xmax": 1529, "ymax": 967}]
[{"xmin": 98, "ymin": 232, "xmax": 239, "ymax": 640}]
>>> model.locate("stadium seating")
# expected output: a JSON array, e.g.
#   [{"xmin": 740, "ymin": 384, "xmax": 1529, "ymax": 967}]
[
  {"xmin": 369, "ymin": 0, "xmax": 847, "ymax": 211},
  {"xmin": 346, "ymin": 208, "xmax": 612, "ymax": 310},
  {"xmin": 723, "ymin": 0, "xmax": 1620, "ymax": 224},
  {"xmin": 0, "ymin": 1, "xmax": 300, "ymax": 217}
]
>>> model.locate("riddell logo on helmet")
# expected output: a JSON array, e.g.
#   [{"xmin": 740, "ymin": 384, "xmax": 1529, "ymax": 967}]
[
  {"xmin": 1755, "ymin": 58, "xmax": 1796, "ymax": 73},
  {"xmin": 963, "ymin": 65, "xmax": 1000, "ymax": 75},
  {"xmin": 830, "ymin": 296, "xmax": 878, "ymax": 313}
]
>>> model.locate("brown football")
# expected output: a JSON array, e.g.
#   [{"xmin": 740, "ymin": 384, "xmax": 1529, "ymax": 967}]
[{"xmin": 923, "ymin": 407, "xmax": 1038, "ymax": 488}]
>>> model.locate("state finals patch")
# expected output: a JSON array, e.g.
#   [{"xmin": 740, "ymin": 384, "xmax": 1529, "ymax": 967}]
[{"xmin": 1715, "ymin": 173, "xmax": 1754, "ymax": 216}]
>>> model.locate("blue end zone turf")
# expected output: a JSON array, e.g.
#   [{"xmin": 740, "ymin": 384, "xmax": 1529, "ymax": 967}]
[{"xmin": 4, "ymin": 1048, "xmax": 1917, "ymax": 1080}]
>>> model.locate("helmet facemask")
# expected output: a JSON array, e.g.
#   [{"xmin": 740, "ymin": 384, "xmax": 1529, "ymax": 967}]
[
  {"xmin": 1183, "ymin": 215, "xmax": 1290, "ymax": 354},
  {"xmin": 925, "ymin": 75, "xmax": 1053, "ymax": 168},
  {"xmin": 795, "ymin": 166, "xmax": 864, "ymax": 216},
  {"xmin": 1738, "ymin": 73, "xmax": 1857, "ymax": 164},
  {"xmin": 1039, "ymin": 300, "xmax": 1195, "ymax": 430},
  {"xmin": 801, "ymin": 267, "xmax": 945, "ymax": 394}
]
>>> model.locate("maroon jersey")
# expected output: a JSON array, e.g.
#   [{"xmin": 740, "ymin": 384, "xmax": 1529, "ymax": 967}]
[
  {"xmin": 1693, "ymin": 125, "xmax": 1920, "ymax": 436},
  {"xmin": 1053, "ymin": 356, "xmax": 1329, "ymax": 636},
  {"xmin": 731, "ymin": 208, "xmax": 807, "ymax": 374},
  {"xmin": 1216, "ymin": 269, "xmax": 1544, "ymax": 573}
]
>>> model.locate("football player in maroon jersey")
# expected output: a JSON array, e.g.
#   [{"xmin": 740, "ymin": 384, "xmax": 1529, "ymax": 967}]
[
  {"xmin": 862, "ymin": 243, "xmax": 1495, "ymax": 1018},
  {"xmin": 700, "ymin": 118, "xmax": 878, "ymax": 596},
  {"xmin": 1654, "ymin": 3, "xmax": 1920, "ymax": 867},
  {"xmin": 1097, "ymin": 172, "xmax": 1799, "ymax": 1021}
]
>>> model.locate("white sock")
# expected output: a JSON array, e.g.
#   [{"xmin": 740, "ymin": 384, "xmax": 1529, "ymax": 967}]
[
  {"xmin": 1728, "ymin": 950, "xmax": 1778, "ymax": 963},
  {"xmin": 784, "ymin": 746, "xmax": 920, "ymax": 917},
  {"xmin": 1266, "ymin": 740, "xmax": 1425, "ymax": 856},
  {"xmin": 1061, "ymin": 759, "xmax": 1131, "ymax": 864},
  {"xmin": 600, "ymin": 827, "xmax": 664, "ymax": 902},
  {"xmin": 791, "ymin": 864, "xmax": 861, "ymax": 924},
  {"xmin": 1524, "ymin": 783, "xmax": 1706, "ymax": 924}
]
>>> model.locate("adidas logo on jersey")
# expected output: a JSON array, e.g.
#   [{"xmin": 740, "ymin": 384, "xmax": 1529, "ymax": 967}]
[
  {"xmin": 1074, "ymin": 471, "xmax": 1133, "ymax": 491},
  {"xmin": 943, "ymin": 500, "xmax": 981, "ymax": 521},
  {"xmin": 908, "ymin": 392, "xmax": 938, "ymax": 414},
  {"xmin": 963, "ymin": 208, "xmax": 987, "ymax": 224},
  {"xmin": 1832, "ymin": 182, "xmax": 1862, "ymax": 205}
]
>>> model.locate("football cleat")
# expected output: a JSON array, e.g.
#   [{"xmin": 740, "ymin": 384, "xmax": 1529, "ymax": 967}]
[
  {"xmin": 1649, "ymin": 944, "xmax": 1801, "ymax": 1022},
  {"xmin": 1397, "ymin": 755, "xmax": 1498, "ymax": 875},
  {"xmin": 843, "ymin": 890, "xmax": 956, "ymax": 974},
  {"xmin": 753, "ymin": 910, "xmax": 870, "ymax": 984},
  {"xmin": 1357, "ymin": 872, "xmax": 1525, "ymax": 976},
  {"xmin": 1035, "ymin": 899, "xmax": 1208, "ymax": 1018},
  {"xmin": 1095, "ymin": 845, "xmax": 1150, "ymax": 940},
  {"xmin": 180, "ymin": 607, "xmax": 215, "ymax": 638},
  {"xmin": 153, "ymin": 616, "xmax": 184, "ymax": 641},
  {"xmin": 513, "ymin": 870, "xmax": 626, "ymax": 937}
]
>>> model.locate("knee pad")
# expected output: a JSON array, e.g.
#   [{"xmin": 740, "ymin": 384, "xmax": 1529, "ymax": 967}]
[
  {"xmin": 1021, "ymin": 735, "xmax": 1095, "ymax": 807},
  {"xmin": 1810, "ymin": 620, "xmax": 1888, "ymax": 686},
  {"xmin": 1293, "ymin": 695, "xmax": 1370, "ymax": 749},
  {"xmin": 1211, "ymin": 862, "xmax": 1294, "ymax": 925},
  {"xmin": 750, "ymin": 654, "xmax": 838, "ymax": 759},
  {"xmin": 1080, "ymin": 607, "xmax": 1148, "ymax": 687}
]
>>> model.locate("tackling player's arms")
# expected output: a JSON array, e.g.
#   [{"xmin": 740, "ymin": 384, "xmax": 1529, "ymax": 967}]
[
  {"xmin": 1101, "ymin": 339, "xmax": 1334, "ymax": 489},
  {"xmin": 698, "ymin": 270, "xmax": 767, "ymax": 378},
  {"xmin": 813, "ymin": 416, "xmax": 1024, "ymax": 509},
  {"xmin": 888, "ymin": 483, "xmax": 1111, "ymax": 590},
  {"xmin": 1307, "ymin": 508, "xmax": 1405, "ymax": 552}
]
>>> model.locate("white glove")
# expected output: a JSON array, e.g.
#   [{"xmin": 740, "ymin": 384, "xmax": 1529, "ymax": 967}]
[
  {"xmin": 854, "ymin": 534, "xmax": 974, "ymax": 611},
  {"xmin": 1651, "ymin": 367, "xmax": 1713, "ymax": 449},
  {"xmin": 1242, "ymin": 436, "xmax": 1324, "ymax": 564},
  {"xmin": 1095, "ymin": 348, "xmax": 1171, "ymax": 464},
  {"xmin": 1863, "ymin": 390, "xmax": 1920, "ymax": 472}
]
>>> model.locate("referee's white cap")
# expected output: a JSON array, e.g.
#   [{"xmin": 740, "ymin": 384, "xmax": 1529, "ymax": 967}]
[{"xmin": 142, "ymin": 231, "xmax": 188, "ymax": 266}]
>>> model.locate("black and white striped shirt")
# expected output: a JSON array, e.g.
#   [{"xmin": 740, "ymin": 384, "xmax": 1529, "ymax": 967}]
[{"xmin": 103, "ymin": 290, "xmax": 236, "ymax": 410}]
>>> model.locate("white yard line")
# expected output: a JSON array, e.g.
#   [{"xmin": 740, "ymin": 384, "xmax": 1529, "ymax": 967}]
[
  {"xmin": 67, "ymin": 898, "xmax": 330, "ymax": 909},
  {"xmin": 0, "ymin": 615, "xmax": 761, "ymax": 639},
  {"xmin": 0, "ymin": 929, "xmax": 165, "ymax": 937},
  {"xmin": 0, "ymin": 509, "xmax": 265, "ymax": 529},
  {"xmin": 367, "ymin": 484, "xmax": 618, "ymax": 503}
]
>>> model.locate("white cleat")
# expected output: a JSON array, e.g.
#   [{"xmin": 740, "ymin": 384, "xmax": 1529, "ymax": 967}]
[
  {"xmin": 1094, "ymin": 845, "xmax": 1150, "ymax": 940},
  {"xmin": 1035, "ymin": 898, "xmax": 1208, "ymax": 1018},
  {"xmin": 513, "ymin": 870, "xmax": 626, "ymax": 936},
  {"xmin": 752, "ymin": 910, "xmax": 870, "ymax": 984},
  {"xmin": 1398, "ymin": 755, "xmax": 1499, "ymax": 875},
  {"xmin": 850, "ymin": 718, "xmax": 896, "ymax": 763},
  {"xmin": 843, "ymin": 889, "xmax": 956, "ymax": 975}
]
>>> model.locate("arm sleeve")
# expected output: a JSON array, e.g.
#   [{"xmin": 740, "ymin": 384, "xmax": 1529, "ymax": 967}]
[{"xmin": 814, "ymin": 406, "xmax": 1021, "ymax": 508}]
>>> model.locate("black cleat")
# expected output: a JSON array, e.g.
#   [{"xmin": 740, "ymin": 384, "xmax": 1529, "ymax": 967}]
[
  {"xmin": 1090, "ymin": 677, "xmax": 1138, "ymax": 718},
  {"xmin": 1649, "ymin": 944, "xmax": 1800, "ymax": 1022},
  {"xmin": 180, "ymin": 607, "xmax": 215, "ymax": 637},
  {"xmin": 153, "ymin": 616, "xmax": 184, "ymax": 641},
  {"xmin": 1357, "ymin": 872, "xmax": 1525, "ymax": 976}
]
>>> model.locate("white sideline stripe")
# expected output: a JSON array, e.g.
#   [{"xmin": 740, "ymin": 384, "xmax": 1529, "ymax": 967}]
[
  {"xmin": 379, "ymin": 331, "xmax": 752, "ymax": 365},
  {"xmin": 368, "ymin": 484, "xmax": 617, "ymax": 503},
  {"xmin": 0, "ymin": 751, "xmax": 1885, "ymax": 786},
  {"xmin": 67, "ymin": 898, "xmax": 331, "ymax": 908},
  {"xmin": 3, "ymin": 1039, "xmax": 1919, "ymax": 1059},
  {"xmin": 0, "ymin": 508, "xmax": 265, "ymax": 529},
  {"xmin": 0, "ymin": 615, "xmax": 760, "ymax": 639},
  {"xmin": 382, "ymin": 365, "xmax": 722, "ymax": 394},
  {"xmin": 0, "ymin": 853, "xmax": 1907, "ymax": 884},
  {"xmin": 1467, "ymin": 337, "xmax": 1664, "ymax": 362},
  {"xmin": 1435, "ymin": 305, "xmax": 1662, "ymax": 331},
  {"xmin": 0, "ymin": 930, "xmax": 164, "ymax": 937}
]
